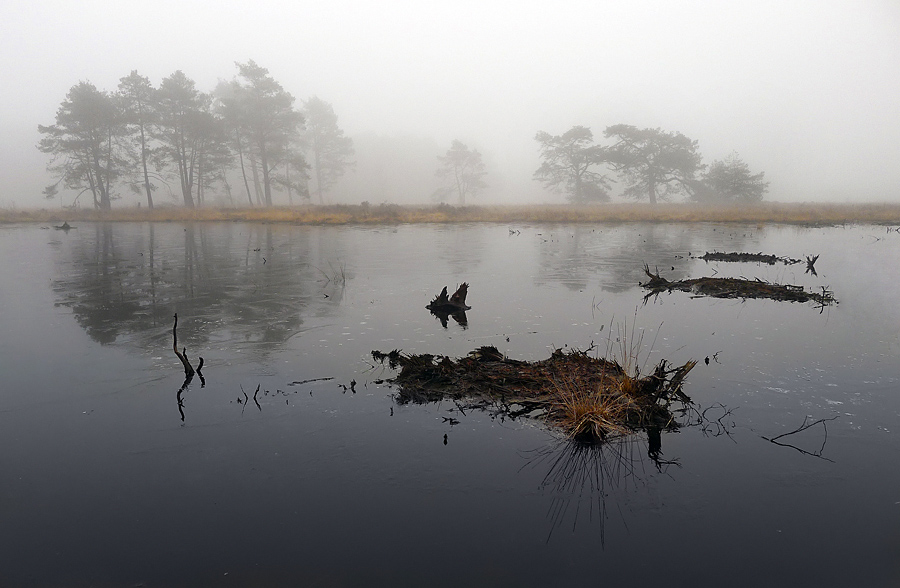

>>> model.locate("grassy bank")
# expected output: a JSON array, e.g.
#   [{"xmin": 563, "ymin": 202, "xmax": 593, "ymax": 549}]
[{"xmin": 3, "ymin": 202, "xmax": 900, "ymax": 225}]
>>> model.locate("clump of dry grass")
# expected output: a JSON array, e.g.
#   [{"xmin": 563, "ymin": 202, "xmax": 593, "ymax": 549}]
[
  {"xmin": 373, "ymin": 343, "xmax": 696, "ymax": 442},
  {"xmin": 4, "ymin": 201, "xmax": 900, "ymax": 225},
  {"xmin": 549, "ymin": 375, "xmax": 636, "ymax": 440}
]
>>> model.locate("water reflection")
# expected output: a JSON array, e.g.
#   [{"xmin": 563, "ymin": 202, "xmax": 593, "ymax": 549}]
[
  {"xmin": 429, "ymin": 308, "xmax": 468, "ymax": 328},
  {"xmin": 525, "ymin": 435, "xmax": 660, "ymax": 545},
  {"xmin": 51, "ymin": 223, "xmax": 346, "ymax": 354},
  {"xmin": 534, "ymin": 224, "xmax": 758, "ymax": 292}
]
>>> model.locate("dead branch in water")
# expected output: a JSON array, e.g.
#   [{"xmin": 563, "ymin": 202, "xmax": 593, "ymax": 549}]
[
  {"xmin": 697, "ymin": 251, "xmax": 802, "ymax": 265},
  {"xmin": 173, "ymin": 313, "xmax": 205, "ymax": 422},
  {"xmin": 640, "ymin": 265, "xmax": 836, "ymax": 306},
  {"xmin": 762, "ymin": 415, "xmax": 838, "ymax": 461},
  {"xmin": 173, "ymin": 313, "xmax": 195, "ymax": 378}
]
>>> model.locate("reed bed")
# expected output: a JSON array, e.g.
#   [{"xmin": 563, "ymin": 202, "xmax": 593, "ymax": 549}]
[{"xmin": 4, "ymin": 202, "xmax": 900, "ymax": 225}]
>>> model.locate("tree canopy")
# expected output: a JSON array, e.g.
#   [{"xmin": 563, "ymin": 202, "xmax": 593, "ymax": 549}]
[
  {"xmin": 117, "ymin": 71, "xmax": 156, "ymax": 208},
  {"xmin": 435, "ymin": 140, "xmax": 487, "ymax": 206},
  {"xmin": 38, "ymin": 62, "xmax": 774, "ymax": 209},
  {"xmin": 228, "ymin": 60, "xmax": 305, "ymax": 207},
  {"xmin": 533, "ymin": 126, "xmax": 610, "ymax": 203},
  {"xmin": 604, "ymin": 125, "xmax": 703, "ymax": 204},
  {"xmin": 38, "ymin": 81, "xmax": 123, "ymax": 209},
  {"xmin": 303, "ymin": 96, "xmax": 354, "ymax": 204},
  {"xmin": 699, "ymin": 152, "xmax": 769, "ymax": 203}
]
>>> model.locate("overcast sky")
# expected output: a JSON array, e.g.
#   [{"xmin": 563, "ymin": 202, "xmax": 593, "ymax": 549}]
[{"xmin": 3, "ymin": 0, "xmax": 899, "ymax": 207}]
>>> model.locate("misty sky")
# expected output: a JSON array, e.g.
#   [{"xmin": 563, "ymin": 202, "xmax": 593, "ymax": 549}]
[{"xmin": 3, "ymin": 0, "xmax": 899, "ymax": 207}]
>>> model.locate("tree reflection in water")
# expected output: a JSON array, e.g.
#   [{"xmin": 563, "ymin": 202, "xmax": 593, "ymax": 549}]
[
  {"xmin": 51, "ymin": 223, "xmax": 345, "ymax": 358},
  {"xmin": 533, "ymin": 223, "xmax": 758, "ymax": 293}
]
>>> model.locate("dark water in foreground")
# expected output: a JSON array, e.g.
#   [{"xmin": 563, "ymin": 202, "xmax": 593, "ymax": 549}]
[{"xmin": 1, "ymin": 221, "xmax": 898, "ymax": 587}]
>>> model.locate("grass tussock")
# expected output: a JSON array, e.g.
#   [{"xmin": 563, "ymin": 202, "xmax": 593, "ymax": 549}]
[
  {"xmin": 372, "ymin": 344, "xmax": 696, "ymax": 442},
  {"xmin": 4, "ymin": 201, "xmax": 900, "ymax": 225}
]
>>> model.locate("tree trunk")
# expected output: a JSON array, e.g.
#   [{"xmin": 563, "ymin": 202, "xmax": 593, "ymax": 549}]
[
  {"xmin": 648, "ymin": 177, "xmax": 657, "ymax": 205},
  {"xmin": 314, "ymin": 149, "xmax": 324, "ymax": 204},
  {"xmin": 286, "ymin": 162, "xmax": 293, "ymax": 205},
  {"xmin": 574, "ymin": 171, "xmax": 582, "ymax": 203},
  {"xmin": 260, "ymin": 146, "xmax": 272, "ymax": 206},
  {"xmin": 235, "ymin": 131, "xmax": 254, "ymax": 206},
  {"xmin": 139, "ymin": 121, "xmax": 153, "ymax": 209},
  {"xmin": 250, "ymin": 156, "xmax": 263, "ymax": 206},
  {"xmin": 178, "ymin": 127, "xmax": 195, "ymax": 208}
]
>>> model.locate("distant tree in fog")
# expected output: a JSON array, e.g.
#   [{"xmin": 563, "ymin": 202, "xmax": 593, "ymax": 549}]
[
  {"xmin": 303, "ymin": 96, "xmax": 354, "ymax": 204},
  {"xmin": 38, "ymin": 81, "xmax": 124, "ymax": 209},
  {"xmin": 152, "ymin": 71, "xmax": 217, "ymax": 208},
  {"xmin": 696, "ymin": 152, "xmax": 768, "ymax": 203},
  {"xmin": 226, "ymin": 61, "xmax": 305, "ymax": 206},
  {"xmin": 213, "ymin": 80, "xmax": 257, "ymax": 206},
  {"xmin": 117, "ymin": 71, "xmax": 157, "ymax": 209},
  {"xmin": 533, "ymin": 126, "xmax": 610, "ymax": 203},
  {"xmin": 434, "ymin": 140, "xmax": 487, "ymax": 206},
  {"xmin": 604, "ymin": 124, "xmax": 703, "ymax": 204}
]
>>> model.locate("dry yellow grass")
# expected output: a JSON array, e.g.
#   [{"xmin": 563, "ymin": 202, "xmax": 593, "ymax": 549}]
[{"xmin": 3, "ymin": 201, "xmax": 900, "ymax": 225}]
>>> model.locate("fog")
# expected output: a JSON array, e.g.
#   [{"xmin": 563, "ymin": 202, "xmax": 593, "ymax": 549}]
[{"xmin": 3, "ymin": 0, "xmax": 899, "ymax": 207}]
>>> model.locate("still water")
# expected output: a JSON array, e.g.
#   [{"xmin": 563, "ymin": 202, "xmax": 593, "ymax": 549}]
[{"xmin": 1, "ymin": 221, "xmax": 898, "ymax": 586}]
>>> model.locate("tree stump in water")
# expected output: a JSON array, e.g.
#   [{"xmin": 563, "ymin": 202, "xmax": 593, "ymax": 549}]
[{"xmin": 426, "ymin": 282, "xmax": 471, "ymax": 311}]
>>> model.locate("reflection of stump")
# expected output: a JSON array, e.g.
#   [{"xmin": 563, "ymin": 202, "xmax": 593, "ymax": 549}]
[{"xmin": 429, "ymin": 308, "xmax": 468, "ymax": 329}]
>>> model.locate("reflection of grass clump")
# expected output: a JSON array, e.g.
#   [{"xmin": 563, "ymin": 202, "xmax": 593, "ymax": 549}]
[{"xmin": 372, "ymin": 345, "xmax": 696, "ymax": 442}]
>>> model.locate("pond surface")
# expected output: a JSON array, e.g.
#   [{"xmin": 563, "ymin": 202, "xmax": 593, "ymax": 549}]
[{"xmin": 1, "ymin": 221, "xmax": 898, "ymax": 587}]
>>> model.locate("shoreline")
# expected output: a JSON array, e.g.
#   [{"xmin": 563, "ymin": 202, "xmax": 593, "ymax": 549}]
[{"xmin": 3, "ymin": 202, "xmax": 900, "ymax": 225}]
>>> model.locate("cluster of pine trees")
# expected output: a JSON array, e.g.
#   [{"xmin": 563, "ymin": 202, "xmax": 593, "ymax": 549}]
[
  {"xmin": 533, "ymin": 125, "xmax": 769, "ymax": 204},
  {"xmin": 38, "ymin": 61, "xmax": 353, "ymax": 209},
  {"xmin": 39, "ymin": 61, "xmax": 769, "ymax": 209}
]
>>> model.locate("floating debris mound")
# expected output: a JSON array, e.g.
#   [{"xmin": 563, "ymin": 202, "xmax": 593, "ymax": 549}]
[
  {"xmin": 640, "ymin": 265, "xmax": 836, "ymax": 306},
  {"xmin": 697, "ymin": 251, "xmax": 820, "ymax": 275},
  {"xmin": 372, "ymin": 346, "xmax": 696, "ymax": 442},
  {"xmin": 697, "ymin": 251, "xmax": 801, "ymax": 265}
]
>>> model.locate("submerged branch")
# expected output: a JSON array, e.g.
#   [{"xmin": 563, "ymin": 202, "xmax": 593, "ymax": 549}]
[{"xmin": 762, "ymin": 415, "xmax": 838, "ymax": 462}]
